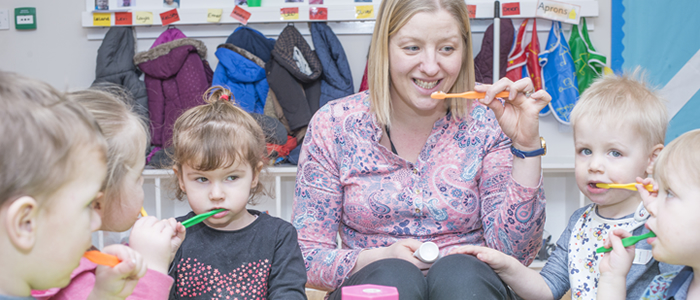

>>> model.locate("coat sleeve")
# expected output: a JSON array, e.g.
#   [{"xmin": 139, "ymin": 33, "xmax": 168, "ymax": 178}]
[
  {"xmin": 291, "ymin": 105, "xmax": 361, "ymax": 291},
  {"xmin": 479, "ymin": 124, "xmax": 546, "ymax": 265}
]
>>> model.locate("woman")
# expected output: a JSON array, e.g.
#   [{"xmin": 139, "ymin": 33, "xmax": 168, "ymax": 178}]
[{"xmin": 292, "ymin": 0, "xmax": 552, "ymax": 298}]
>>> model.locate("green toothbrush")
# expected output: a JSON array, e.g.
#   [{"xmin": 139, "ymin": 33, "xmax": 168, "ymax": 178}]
[
  {"xmin": 182, "ymin": 208, "xmax": 226, "ymax": 228},
  {"xmin": 596, "ymin": 231, "xmax": 656, "ymax": 253}
]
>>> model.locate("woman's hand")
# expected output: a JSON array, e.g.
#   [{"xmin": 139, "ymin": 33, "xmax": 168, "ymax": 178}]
[
  {"xmin": 129, "ymin": 216, "xmax": 185, "ymax": 275},
  {"xmin": 89, "ymin": 244, "xmax": 147, "ymax": 300},
  {"xmin": 448, "ymin": 245, "xmax": 517, "ymax": 275},
  {"xmin": 474, "ymin": 77, "xmax": 552, "ymax": 150},
  {"xmin": 351, "ymin": 239, "xmax": 432, "ymax": 275}
]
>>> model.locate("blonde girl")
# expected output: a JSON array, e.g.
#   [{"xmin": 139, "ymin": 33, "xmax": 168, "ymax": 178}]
[{"xmin": 33, "ymin": 87, "xmax": 185, "ymax": 300}]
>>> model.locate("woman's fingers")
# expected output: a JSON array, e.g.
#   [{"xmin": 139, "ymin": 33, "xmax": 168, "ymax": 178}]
[{"xmin": 508, "ymin": 77, "xmax": 535, "ymax": 100}]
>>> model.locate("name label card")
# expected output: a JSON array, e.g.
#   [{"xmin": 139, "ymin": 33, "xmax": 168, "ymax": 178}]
[
  {"xmin": 502, "ymin": 2, "xmax": 521, "ymax": 16},
  {"xmin": 309, "ymin": 7, "xmax": 327, "ymax": 20},
  {"xmin": 231, "ymin": 5, "xmax": 251, "ymax": 25},
  {"xmin": 134, "ymin": 11, "xmax": 153, "ymax": 25},
  {"xmin": 93, "ymin": 13, "xmax": 111, "ymax": 26},
  {"xmin": 280, "ymin": 7, "xmax": 299, "ymax": 20},
  {"xmin": 207, "ymin": 9, "xmax": 222, "ymax": 22},
  {"xmin": 160, "ymin": 9, "xmax": 180, "ymax": 26},
  {"xmin": 115, "ymin": 12, "xmax": 132, "ymax": 25},
  {"xmin": 355, "ymin": 5, "xmax": 373, "ymax": 19}
]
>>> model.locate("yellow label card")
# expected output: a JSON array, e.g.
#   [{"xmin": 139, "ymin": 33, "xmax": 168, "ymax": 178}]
[
  {"xmin": 93, "ymin": 13, "xmax": 111, "ymax": 26},
  {"xmin": 355, "ymin": 5, "xmax": 373, "ymax": 19},
  {"xmin": 134, "ymin": 11, "xmax": 153, "ymax": 25},
  {"xmin": 207, "ymin": 8, "xmax": 223, "ymax": 22}
]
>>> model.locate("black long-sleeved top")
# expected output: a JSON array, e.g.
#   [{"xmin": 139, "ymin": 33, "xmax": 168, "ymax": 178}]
[{"xmin": 169, "ymin": 210, "xmax": 307, "ymax": 300}]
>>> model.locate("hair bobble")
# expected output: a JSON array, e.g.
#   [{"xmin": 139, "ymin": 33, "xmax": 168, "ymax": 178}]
[{"xmin": 220, "ymin": 94, "xmax": 230, "ymax": 101}]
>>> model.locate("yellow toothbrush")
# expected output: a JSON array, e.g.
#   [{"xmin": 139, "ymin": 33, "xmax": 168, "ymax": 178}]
[
  {"xmin": 595, "ymin": 183, "xmax": 654, "ymax": 192},
  {"xmin": 140, "ymin": 207, "xmax": 148, "ymax": 217}
]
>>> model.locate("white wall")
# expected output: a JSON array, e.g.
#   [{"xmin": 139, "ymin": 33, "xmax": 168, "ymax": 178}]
[{"xmin": 0, "ymin": 0, "xmax": 611, "ymax": 243}]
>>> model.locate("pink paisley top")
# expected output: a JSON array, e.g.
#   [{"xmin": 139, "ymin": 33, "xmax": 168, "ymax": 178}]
[{"xmin": 291, "ymin": 91, "xmax": 546, "ymax": 291}]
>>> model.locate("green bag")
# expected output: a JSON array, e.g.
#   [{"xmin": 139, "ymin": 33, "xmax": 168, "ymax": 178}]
[{"xmin": 569, "ymin": 18, "xmax": 609, "ymax": 93}]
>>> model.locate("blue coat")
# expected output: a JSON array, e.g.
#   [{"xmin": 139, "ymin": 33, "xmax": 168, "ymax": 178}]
[
  {"xmin": 212, "ymin": 44, "xmax": 268, "ymax": 114},
  {"xmin": 310, "ymin": 22, "xmax": 354, "ymax": 108}
]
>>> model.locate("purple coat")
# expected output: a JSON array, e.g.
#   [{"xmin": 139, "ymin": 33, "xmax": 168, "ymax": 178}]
[{"xmin": 134, "ymin": 38, "xmax": 213, "ymax": 147}]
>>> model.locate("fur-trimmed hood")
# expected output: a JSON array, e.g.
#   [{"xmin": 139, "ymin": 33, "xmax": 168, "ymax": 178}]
[
  {"xmin": 270, "ymin": 25, "xmax": 322, "ymax": 83},
  {"xmin": 134, "ymin": 38, "xmax": 208, "ymax": 79},
  {"xmin": 134, "ymin": 38, "xmax": 207, "ymax": 66},
  {"xmin": 217, "ymin": 43, "xmax": 265, "ymax": 68}
]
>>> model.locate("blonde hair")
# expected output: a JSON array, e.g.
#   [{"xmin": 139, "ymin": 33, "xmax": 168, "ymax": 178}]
[
  {"xmin": 368, "ymin": 0, "xmax": 475, "ymax": 126},
  {"xmin": 570, "ymin": 68, "xmax": 668, "ymax": 148},
  {"xmin": 68, "ymin": 86, "xmax": 149, "ymax": 205},
  {"xmin": 171, "ymin": 86, "xmax": 267, "ymax": 202},
  {"xmin": 0, "ymin": 71, "xmax": 107, "ymax": 205},
  {"xmin": 654, "ymin": 129, "xmax": 700, "ymax": 191}
]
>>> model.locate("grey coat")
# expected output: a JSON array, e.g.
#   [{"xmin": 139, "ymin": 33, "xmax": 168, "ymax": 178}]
[{"xmin": 93, "ymin": 27, "xmax": 149, "ymax": 121}]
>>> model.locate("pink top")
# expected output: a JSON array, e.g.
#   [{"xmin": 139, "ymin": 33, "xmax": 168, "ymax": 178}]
[
  {"xmin": 32, "ymin": 257, "xmax": 174, "ymax": 300},
  {"xmin": 292, "ymin": 91, "xmax": 546, "ymax": 290}
]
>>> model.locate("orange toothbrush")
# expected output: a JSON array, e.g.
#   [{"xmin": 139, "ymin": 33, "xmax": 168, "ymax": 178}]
[
  {"xmin": 431, "ymin": 91, "xmax": 511, "ymax": 99},
  {"xmin": 84, "ymin": 250, "xmax": 121, "ymax": 267}
]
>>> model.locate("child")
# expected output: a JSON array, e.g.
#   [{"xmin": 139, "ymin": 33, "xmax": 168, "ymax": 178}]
[
  {"xmin": 31, "ymin": 88, "xmax": 186, "ymax": 300},
  {"xmin": 168, "ymin": 86, "xmax": 307, "ymax": 299},
  {"xmin": 0, "ymin": 71, "xmax": 144, "ymax": 299},
  {"xmin": 449, "ymin": 71, "xmax": 681, "ymax": 300},
  {"xmin": 598, "ymin": 129, "xmax": 700, "ymax": 299}
]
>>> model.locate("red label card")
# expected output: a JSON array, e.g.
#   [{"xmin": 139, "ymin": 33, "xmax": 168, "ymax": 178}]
[
  {"xmin": 159, "ymin": 9, "xmax": 180, "ymax": 26},
  {"xmin": 466, "ymin": 4, "xmax": 476, "ymax": 19},
  {"xmin": 502, "ymin": 2, "xmax": 521, "ymax": 16},
  {"xmin": 309, "ymin": 7, "xmax": 328, "ymax": 20},
  {"xmin": 115, "ymin": 12, "xmax": 132, "ymax": 25},
  {"xmin": 231, "ymin": 5, "xmax": 251, "ymax": 25}
]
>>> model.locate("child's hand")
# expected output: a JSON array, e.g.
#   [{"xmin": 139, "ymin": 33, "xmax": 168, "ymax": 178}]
[
  {"xmin": 599, "ymin": 229, "xmax": 635, "ymax": 277},
  {"xmin": 636, "ymin": 177, "xmax": 658, "ymax": 207},
  {"xmin": 448, "ymin": 245, "xmax": 517, "ymax": 275},
  {"xmin": 89, "ymin": 244, "xmax": 147, "ymax": 300},
  {"xmin": 166, "ymin": 217, "xmax": 186, "ymax": 262},
  {"xmin": 129, "ymin": 216, "xmax": 182, "ymax": 274}
]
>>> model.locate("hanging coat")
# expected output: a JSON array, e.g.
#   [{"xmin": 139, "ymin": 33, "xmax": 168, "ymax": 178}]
[
  {"xmin": 539, "ymin": 21, "xmax": 579, "ymax": 125},
  {"xmin": 506, "ymin": 19, "xmax": 529, "ymax": 82},
  {"xmin": 569, "ymin": 17, "xmax": 608, "ymax": 94},
  {"xmin": 134, "ymin": 38, "xmax": 214, "ymax": 147},
  {"xmin": 212, "ymin": 43, "xmax": 268, "ymax": 114},
  {"xmin": 265, "ymin": 25, "xmax": 323, "ymax": 132},
  {"xmin": 525, "ymin": 18, "xmax": 543, "ymax": 92},
  {"xmin": 310, "ymin": 22, "xmax": 354, "ymax": 107},
  {"xmin": 474, "ymin": 19, "xmax": 514, "ymax": 84},
  {"xmin": 92, "ymin": 27, "xmax": 149, "ymax": 122}
]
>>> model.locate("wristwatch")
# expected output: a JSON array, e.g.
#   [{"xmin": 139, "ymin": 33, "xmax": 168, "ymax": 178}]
[{"xmin": 510, "ymin": 137, "xmax": 547, "ymax": 159}]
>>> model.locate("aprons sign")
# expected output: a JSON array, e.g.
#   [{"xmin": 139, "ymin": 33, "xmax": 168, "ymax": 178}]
[{"xmin": 535, "ymin": 0, "xmax": 581, "ymax": 25}]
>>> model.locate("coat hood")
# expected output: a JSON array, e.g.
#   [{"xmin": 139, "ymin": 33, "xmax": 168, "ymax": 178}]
[
  {"xmin": 215, "ymin": 44, "xmax": 266, "ymax": 83},
  {"xmin": 226, "ymin": 26, "xmax": 275, "ymax": 63},
  {"xmin": 151, "ymin": 28, "xmax": 187, "ymax": 48},
  {"xmin": 270, "ymin": 25, "xmax": 322, "ymax": 83},
  {"xmin": 95, "ymin": 27, "xmax": 139, "ymax": 79},
  {"xmin": 134, "ymin": 38, "xmax": 207, "ymax": 79}
]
